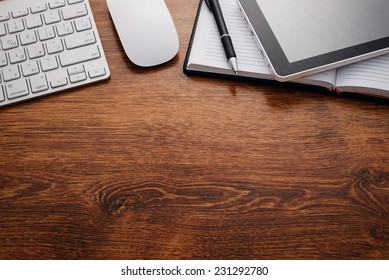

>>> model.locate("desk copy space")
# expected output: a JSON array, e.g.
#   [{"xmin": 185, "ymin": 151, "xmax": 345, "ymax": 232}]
[{"xmin": 0, "ymin": 0, "xmax": 388, "ymax": 260}]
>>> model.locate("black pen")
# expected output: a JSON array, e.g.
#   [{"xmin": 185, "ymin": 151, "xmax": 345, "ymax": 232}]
[{"xmin": 205, "ymin": 0, "xmax": 238, "ymax": 74}]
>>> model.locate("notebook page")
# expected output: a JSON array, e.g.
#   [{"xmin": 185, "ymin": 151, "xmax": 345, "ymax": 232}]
[
  {"xmin": 187, "ymin": 0, "xmax": 336, "ymax": 86},
  {"xmin": 336, "ymin": 54, "xmax": 389, "ymax": 96},
  {"xmin": 187, "ymin": 0, "xmax": 271, "ymax": 77}
]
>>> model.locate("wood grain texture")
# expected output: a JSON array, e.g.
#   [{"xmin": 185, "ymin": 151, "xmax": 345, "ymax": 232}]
[{"xmin": 0, "ymin": 0, "xmax": 388, "ymax": 260}]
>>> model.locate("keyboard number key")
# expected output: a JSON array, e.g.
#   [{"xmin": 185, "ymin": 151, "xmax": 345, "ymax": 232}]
[
  {"xmin": 44, "ymin": 10, "xmax": 61, "ymax": 25},
  {"xmin": 7, "ymin": 19, "xmax": 25, "ymax": 34},
  {"xmin": 49, "ymin": 0, "xmax": 66, "ymax": 9},
  {"xmin": 26, "ymin": 14, "xmax": 43, "ymax": 29},
  {"xmin": 38, "ymin": 26, "xmax": 55, "ymax": 41}
]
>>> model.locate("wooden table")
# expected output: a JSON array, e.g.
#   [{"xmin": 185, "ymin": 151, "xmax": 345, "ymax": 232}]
[{"xmin": 1, "ymin": 0, "xmax": 388, "ymax": 259}]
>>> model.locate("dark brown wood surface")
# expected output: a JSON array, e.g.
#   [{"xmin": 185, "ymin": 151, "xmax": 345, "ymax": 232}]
[{"xmin": 1, "ymin": 0, "xmax": 388, "ymax": 259}]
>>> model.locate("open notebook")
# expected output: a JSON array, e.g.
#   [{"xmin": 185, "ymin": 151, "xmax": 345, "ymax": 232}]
[{"xmin": 184, "ymin": 0, "xmax": 389, "ymax": 99}]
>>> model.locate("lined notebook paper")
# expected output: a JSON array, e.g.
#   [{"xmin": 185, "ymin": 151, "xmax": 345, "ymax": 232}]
[
  {"xmin": 337, "ymin": 55, "xmax": 389, "ymax": 93},
  {"xmin": 184, "ymin": 0, "xmax": 389, "ymax": 99},
  {"xmin": 204, "ymin": 0, "xmax": 269, "ymax": 72},
  {"xmin": 187, "ymin": 0, "xmax": 270, "ymax": 76}
]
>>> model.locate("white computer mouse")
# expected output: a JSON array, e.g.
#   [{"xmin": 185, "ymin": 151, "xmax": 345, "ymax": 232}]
[{"xmin": 107, "ymin": 0, "xmax": 179, "ymax": 67}]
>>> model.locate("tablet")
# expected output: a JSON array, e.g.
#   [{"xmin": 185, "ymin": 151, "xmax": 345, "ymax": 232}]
[{"xmin": 237, "ymin": 0, "xmax": 389, "ymax": 81}]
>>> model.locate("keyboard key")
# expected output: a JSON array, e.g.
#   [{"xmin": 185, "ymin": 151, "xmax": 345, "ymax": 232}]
[
  {"xmin": 88, "ymin": 67, "xmax": 106, "ymax": 79},
  {"xmin": 22, "ymin": 61, "xmax": 40, "ymax": 77},
  {"xmin": 64, "ymin": 30, "xmax": 95, "ymax": 49},
  {"xmin": 44, "ymin": 10, "xmax": 61, "ymax": 25},
  {"xmin": 56, "ymin": 21, "xmax": 74, "ymax": 36},
  {"xmin": 61, "ymin": 3, "xmax": 88, "ymax": 20},
  {"xmin": 49, "ymin": 0, "xmax": 66, "ymax": 9},
  {"xmin": 26, "ymin": 14, "xmax": 43, "ymax": 29},
  {"xmin": 67, "ymin": 64, "xmax": 84, "ymax": 75},
  {"xmin": 50, "ymin": 76, "xmax": 68, "ymax": 88},
  {"xmin": 12, "ymin": 9, "xmax": 29, "ymax": 19},
  {"xmin": 1, "ymin": 34, "xmax": 19, "ymax": 50},
  {"xmin": 69, "ymin": 72, "xmax": 87, "ymax": 83},
  {"xmin": 0, "ymin": 12, "xmax": 10, "ymax": 22},
  {"xmin": 0, "ymin": 23, "xmax": 6, "ymax": 36},
  {"xmin": 59, "ymin": 44, "xmax": 100, "ymax": 66},
  {"xmin": 5, "ymin": 80, "xmax": 29, "ymax": 99},
  {"xmin": 27, "ymin": 43, "xmax": 45, "ymax": 59},
  {"xmin": 0, "ymin": 51, "xmax": 7, "ymax": 67},
  {"xmin": 0, "ymin": 86, "xmax": 5, "ymax": 102},
  {"xmin": 7, "ymin": 19, "xmax": 25, "ymax": 34},
  {"xmin": 9, "ymin": 48, "xmax": 27, "ymax": 64},
  {"xmin": 40, "ymin": 56, "xmax": 59, "ymax": 72},
  {"xmin": 46, "ymin": 38, "xmax": 64, "ymax": 54},
  {"xmin": 3, "ymin": 65, "xmax": 21, "ymax": 81},
  {"xmin": 68, "ymin": 0, "xmax": 85, "ymax": 4},
  {"xmin": 74, "ymin": 17, "xmax": 91, "ymax": 32},
  {"xmin": 31, "ymin": 4, "xmax": 48, "ymax": 14},
  {"xmin": 38, "ymin": 26, "xmax": 55, "ymax": 41},
  {"xmin": 20, "ymin": 30, "xmax": 38, "ymax": 45},
  {"xmin": 30, "ymin": 74, "xmax": 49, "ymax": 93}
]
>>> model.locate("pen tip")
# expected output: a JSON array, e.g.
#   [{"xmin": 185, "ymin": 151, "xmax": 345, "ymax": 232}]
[{"xmin": 229, "ymin": 57, "xmax": 239, "ymax": 76}]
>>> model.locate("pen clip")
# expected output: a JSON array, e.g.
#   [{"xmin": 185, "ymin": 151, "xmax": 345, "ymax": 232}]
[{"xmin": 204, "ymin": 0, "xmax": 212, "ymax": 11}]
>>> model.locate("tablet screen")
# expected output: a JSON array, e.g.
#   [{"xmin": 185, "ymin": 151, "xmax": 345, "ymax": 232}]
[{"xmin": 256, "ymin": 0, "xmax": 389, "ymax": 63}]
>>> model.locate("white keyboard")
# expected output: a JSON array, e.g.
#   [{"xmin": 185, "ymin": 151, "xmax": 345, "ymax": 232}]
[{"xmin": 0, "ymin": 0, "xmax": 110, "ymax": 108}]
